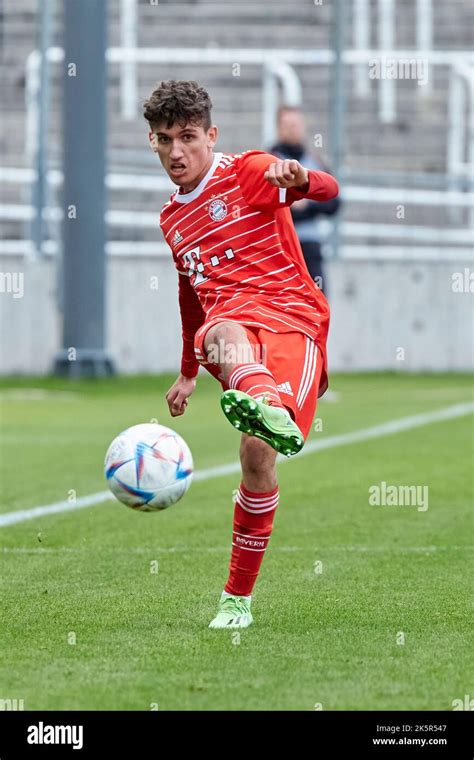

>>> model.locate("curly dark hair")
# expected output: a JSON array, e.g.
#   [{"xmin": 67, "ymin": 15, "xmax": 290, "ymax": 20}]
[{"xmin": 143, "ymin": 80, "xmax": 212, "ymax": 130}]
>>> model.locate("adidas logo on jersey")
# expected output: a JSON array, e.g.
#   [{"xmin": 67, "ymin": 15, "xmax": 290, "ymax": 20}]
[
  {"xmin": 172, "ymin": 229, "xmax": 183, "ymax": 247},
  {"xmin": 277, "ymin": 381, "xmax": 293, "ymax": 396}
]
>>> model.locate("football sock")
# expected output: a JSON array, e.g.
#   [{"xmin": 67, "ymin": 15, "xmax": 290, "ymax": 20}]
[
  {"xmin": 227, "ymin": 363, "xmax": 285, "ymax": 409},
  {"xmin": 224, "ymin": 482, "xmax": 279, "ymax": 597}
]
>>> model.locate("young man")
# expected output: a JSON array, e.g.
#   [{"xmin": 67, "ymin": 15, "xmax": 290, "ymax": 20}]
[{"xmin": 144, "ymin": 80, "xmax": 339, "ymax": 629}]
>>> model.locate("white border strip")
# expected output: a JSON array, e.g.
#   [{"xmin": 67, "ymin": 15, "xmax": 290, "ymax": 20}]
[{"xmin": 0, "ymin": 401, "xmax": 472, "ymax": 527}]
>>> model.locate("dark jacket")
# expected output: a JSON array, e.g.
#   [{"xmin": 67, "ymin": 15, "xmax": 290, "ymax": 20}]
[{"xmin": 270, "ymin": 141, "xmax": 341, "ymax": 241}]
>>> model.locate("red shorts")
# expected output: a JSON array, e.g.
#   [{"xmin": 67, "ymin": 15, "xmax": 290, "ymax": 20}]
[{"xmin": 194, "ymin": 322, "xmax": 324, "ymax": 441}]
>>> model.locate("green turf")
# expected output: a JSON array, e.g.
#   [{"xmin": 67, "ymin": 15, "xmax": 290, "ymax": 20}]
[{"xmin": 0, "ymin": 372, "xmax": 472, "ymax": 710}]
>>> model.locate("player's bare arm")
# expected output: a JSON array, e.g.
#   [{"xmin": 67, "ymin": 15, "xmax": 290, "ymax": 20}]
[{"xmin": 165, "ymin": 374, "xmax": 196, "ymax": 417}]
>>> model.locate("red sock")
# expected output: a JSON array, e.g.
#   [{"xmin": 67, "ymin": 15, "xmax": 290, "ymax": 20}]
[
  {"xmin": 224, "ymin": 482, "xmax": 279, "ymax": 597},
  {"xmin": 228, "ymin": 363, "xmax": 284, "ymax": 408}
]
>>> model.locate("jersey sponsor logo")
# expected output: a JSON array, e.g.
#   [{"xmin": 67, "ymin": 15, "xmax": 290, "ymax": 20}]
[
  {"xmin": 181, "ymin": 245, "xmax": 208, "ymax": 285},
  {"xmin": 208, "ymin": 198, "xmax": 228, "ymax": 222},
  {"xmin": 277, "ymin": 381, "xmax": 293, "ymax": 396}
]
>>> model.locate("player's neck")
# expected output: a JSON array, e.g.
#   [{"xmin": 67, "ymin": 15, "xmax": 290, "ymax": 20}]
[{"xmin": 180, "ymin": 152, "xmax": 215, "ymax": 194}]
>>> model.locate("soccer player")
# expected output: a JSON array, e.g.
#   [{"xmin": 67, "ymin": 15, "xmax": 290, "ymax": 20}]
[{"xmin": 144, "ymin": 80, "xmax": 339, "ymax": 629}]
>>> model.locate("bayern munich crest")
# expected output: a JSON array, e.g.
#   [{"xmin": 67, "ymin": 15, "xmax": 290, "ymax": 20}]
[{"xmin": 208, "ymin": 198, "xmax": 228, "ymax": 222}]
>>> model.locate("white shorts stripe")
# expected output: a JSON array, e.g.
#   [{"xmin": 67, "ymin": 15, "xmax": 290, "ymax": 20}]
[
  {"xmin": 297, "ymin": 342, "xmax": 317, "ymax": 409},
  {"xmin": 300, "ymin": 344, "xmax": 318, "ymax": 409},
  {"xmin": 296, "ymin": 338, "xmax": 312, "ymax": 406}
]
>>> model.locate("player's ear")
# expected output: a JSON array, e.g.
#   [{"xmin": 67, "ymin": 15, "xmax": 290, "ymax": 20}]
[
  {"xmin": 148, "ymin": 130, "xmax": 159, "ymax": 153},
  {"xmin": 207, "ymin": 125, "xmax": 218, "ymax": 148}
]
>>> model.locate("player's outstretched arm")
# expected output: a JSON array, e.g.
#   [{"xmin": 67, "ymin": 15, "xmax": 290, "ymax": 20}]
[
  {"xmin": 237, "ymin": 151, "xmax": 338, "ymax": 210},
  {"xmin": 166, "ymin": 374, "xmax": 196, "ymax": 417},
  {"xmin": 264, "ymin": 158, "xmax": 309, "ymax": 191}
]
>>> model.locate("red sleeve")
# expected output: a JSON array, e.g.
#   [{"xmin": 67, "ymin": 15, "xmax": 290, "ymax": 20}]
[
  {"xmin": 236, "ymin": 150, "xmax": 339, "ymax": 211},
  {"xmin": 178, "ymin": 273, "xmax": 206, "ymax": 378}
]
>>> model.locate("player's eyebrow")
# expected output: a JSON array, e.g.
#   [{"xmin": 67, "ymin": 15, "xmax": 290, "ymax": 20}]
[{"xmin": 155, "ymin": 127, "xmax": 198, "ymax": 137}]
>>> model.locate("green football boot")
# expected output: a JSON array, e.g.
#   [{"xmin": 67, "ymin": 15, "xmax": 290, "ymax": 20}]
[
  {"xmin": 208, "ymin": 593, "xmax": 253, "ymax": 629},
  {"xmin": 220, "ymin": 389, "xmax": 304, "ymax": 457}
]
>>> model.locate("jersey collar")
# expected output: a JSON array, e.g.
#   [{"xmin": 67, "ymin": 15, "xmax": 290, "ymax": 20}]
[{"xmin": 173, "ymin": 152, "xmax": 223, "ymax": 204}]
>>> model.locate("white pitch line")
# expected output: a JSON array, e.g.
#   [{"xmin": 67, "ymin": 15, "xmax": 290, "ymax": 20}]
[
  {"xmin": 2, "ymin": 545, "xmax": 473, "ymax": 555},
  {"xmin": 1, "ymin": 401, "xmax": 472, "ymax": 528}
]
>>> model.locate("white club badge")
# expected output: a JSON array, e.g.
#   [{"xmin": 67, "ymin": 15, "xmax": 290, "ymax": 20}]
[{"xmin": 208, "ymin": 198, "xmax": 228, "ymax": 222}]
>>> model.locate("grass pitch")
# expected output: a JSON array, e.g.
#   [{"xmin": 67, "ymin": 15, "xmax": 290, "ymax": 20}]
[{"xmin": 0, "ymin": 372, "xmax": 472, "ymax": 710}]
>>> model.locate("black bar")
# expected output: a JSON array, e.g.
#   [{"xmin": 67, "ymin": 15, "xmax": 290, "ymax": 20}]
[{"xmin": 0, "ymin": 711, "xmax": 472, "ymax": 757}]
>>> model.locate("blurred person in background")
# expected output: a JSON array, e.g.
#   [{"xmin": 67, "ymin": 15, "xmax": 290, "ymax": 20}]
[{"xmin": 270, "ymin": 106, "xmax": 341, "ymax": 294}]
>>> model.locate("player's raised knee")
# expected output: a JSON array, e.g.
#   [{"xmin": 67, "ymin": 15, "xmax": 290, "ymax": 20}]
[{"xmin": 204, "ymin": 321, "xmax": 248, "ymax": 350}]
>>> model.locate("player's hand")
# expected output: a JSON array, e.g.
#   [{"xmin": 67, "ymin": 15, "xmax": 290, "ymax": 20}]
[
  {"xmin": 264, "ymin": 159, "xmax": 309, "ymax": 190},
  {"xmin": 166, "ymin": 374, "xmax": 196, "ymax": 417}
]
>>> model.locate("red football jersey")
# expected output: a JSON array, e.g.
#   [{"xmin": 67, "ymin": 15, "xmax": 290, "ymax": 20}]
[{"xmin": 159, "ymin": 150, "xmax": 339, "ymax": 394}]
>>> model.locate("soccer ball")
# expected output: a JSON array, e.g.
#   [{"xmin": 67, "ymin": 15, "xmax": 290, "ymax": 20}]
[{"xmin": 104, "ymin": 423, "xmax": 193, "ymax": 511}]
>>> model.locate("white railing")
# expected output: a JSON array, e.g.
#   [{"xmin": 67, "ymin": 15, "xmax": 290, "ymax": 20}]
[
  {"xmin": 3, "ymin": 185, "xmax": 474, "ymax": 226},
  {"xmin": 447, "ymin": 60, "xmax": 474, "ymax": 225},
  {"xmin": 377, "ymin": 0, "xmax": 396, "ymax": 123},
  {"xmin": 1, "ymin": 172, "xmax": 472, "ymax": 260},
  {"xmin": 120, "ymin": 0, "xmax": 138, "ymax": 121},
  {"xmin": 24, "ymin": 46, "xmax": 474, "ymax": 149},
  {"xmin": 448, "ymin": 61, "xmax": 474, "ymax": 180},
  {"xmin": 115, "ymin": 0, "xmax": 437, "ymax": 124},
  {"xmin": 3, "ymin": 166, "xmax": 474, "ymax": 207},
  {"xmin": 118, "ymin": 0, "xmax": 436, "ymax": 116},
  {"xmin": 416, "ymin": 0, "xmax": 433, "ymax": 96},
  {"xmin": 353, "ymin": 0, "xmax": 371, "ymax": 98},
  {"xmin": 22, "ymin": 45, "xmax": 474, "ymax": 226},
  {"xmin": 262, "ymin": 59, "xmax": 303, "ymax": 147},
  {"xmin": 1, "ymin": 238, "xmax": 471, "ymax": 262},
  {"xmin": 354, "ymin": 0, "xmax": 434, "ymax": 107},
  {"xmin": 9, "ymin": 45, "xmax": 474, "ymax": 259}
]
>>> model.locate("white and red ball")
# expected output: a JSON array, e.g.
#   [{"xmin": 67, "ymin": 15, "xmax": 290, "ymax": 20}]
[{"xmin": 104, "ymin": 423, "xmax": 193, "ymax": 511}]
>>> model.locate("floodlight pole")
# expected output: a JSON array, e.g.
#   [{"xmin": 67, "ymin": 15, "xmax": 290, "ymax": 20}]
[{"xmin": 54, "ymin": 0, "xmax": 114, "ymax": 377}]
